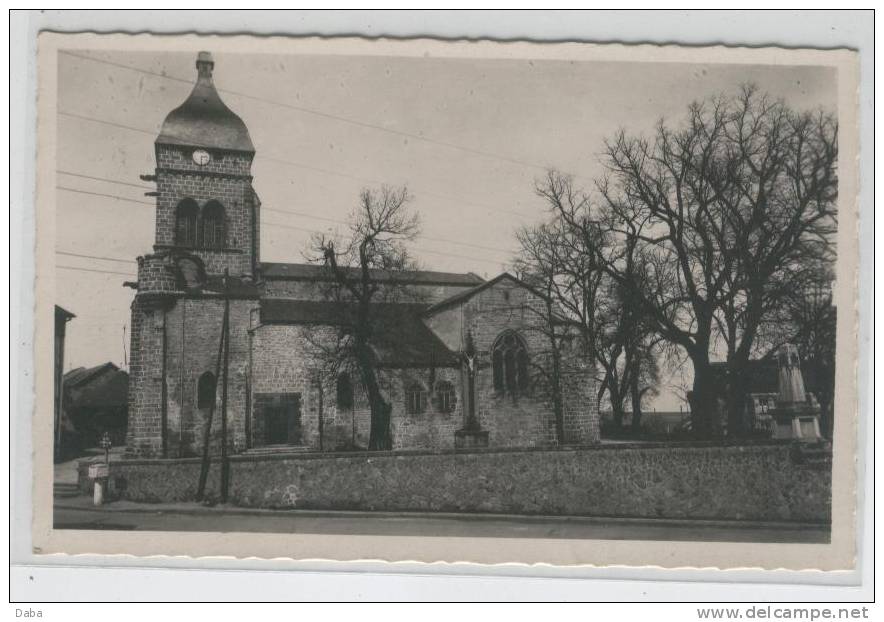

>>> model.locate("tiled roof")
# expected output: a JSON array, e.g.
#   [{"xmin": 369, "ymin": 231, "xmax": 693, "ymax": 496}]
[
  {"xmin": 259, "ymin": 262, "xmax": 484, "ymax": 287},
  {"xmin": 424, "ymin": 272, "xmax": 552, "ymax": 315},
  {"xmin": 64, "ymin": 363, "xmax": 128, "ymax": 410},
  {"xmin": 259, "ymin": 299, "xmax": 459, "ymax": 367},
  {"xmin": 64, "ymin": 362, "xmax": 119, "ymax": 388}
]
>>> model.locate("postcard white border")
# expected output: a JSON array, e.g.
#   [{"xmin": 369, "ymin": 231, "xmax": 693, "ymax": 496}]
[{"xmin": 18, "ymin": 21, "xmax": 867, "ymax": 583}]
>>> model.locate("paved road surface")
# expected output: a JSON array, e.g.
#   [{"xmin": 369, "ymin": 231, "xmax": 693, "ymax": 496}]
[{"xmin": 53, "ymin": 502, "xmax": 829, "ymax": 543}]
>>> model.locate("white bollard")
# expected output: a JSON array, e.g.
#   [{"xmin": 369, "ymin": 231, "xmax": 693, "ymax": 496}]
[
  {"xmin": 93, "ymin": 479, "xmax": 104, "ymax": 506},
  {"xmin": 88, "ymin": 462, "xmax": 110, "ymax": 506}
]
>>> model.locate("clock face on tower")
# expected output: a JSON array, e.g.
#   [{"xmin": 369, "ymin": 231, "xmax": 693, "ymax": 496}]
[{"xmin": 192, "ymin": 149, "xmax": 211, "ymax": 166}]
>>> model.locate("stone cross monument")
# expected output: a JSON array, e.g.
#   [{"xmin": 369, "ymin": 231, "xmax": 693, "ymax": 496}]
[{"xmin": 770, "ymin": 344, "xmax": 822, "ymax": 441}]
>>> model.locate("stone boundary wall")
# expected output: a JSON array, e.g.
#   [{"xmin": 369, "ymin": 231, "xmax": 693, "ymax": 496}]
[{"xmin": 79, "ymin": 441, "xmax": 832, "ymax": 523}]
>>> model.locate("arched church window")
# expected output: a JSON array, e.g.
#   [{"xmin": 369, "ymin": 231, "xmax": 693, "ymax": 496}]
[
  {"xmin": 197, "ymin": 372, "xmax": 216, "ymax": 410},
  {"xmin": 175, "ymin": 199, "xmax": 199, "ymax": 247},
  {"xmin": 434, "ymin": 380, "xmax": 456, "ymax": 413},
  {"xmin": 492, "ymin": 348, "xmax": 504, "ymax": 393},
  {"xmin": 405, "ymin": 383, "xmax": 427, "ymax": 415},
  {"xmin": 336, "ymin": 372, "xmax": 354, "ymax": 410},
  {"xmin": 492, "ymin": 331, "xmax": 530, "ymax": 396},
  {"xmin": 201, "ymin": 201, "xmax": 226, "ymax": 249}
]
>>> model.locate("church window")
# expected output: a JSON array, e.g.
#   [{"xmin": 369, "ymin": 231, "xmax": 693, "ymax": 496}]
[
  {"xmin": 201, "ymin": 201, "xmax": 226, "ymax": 249},
  {"xmin": 492, "ymin": 331, "xmax": 530, "ymax": 396},
  {"xmin": 336, "ymin": 372, "xmax": 354, "ymax": 410},
  {"xmin": 434, "ymin": 380, "xmax": 456, "ymax": 413},
  {"xmin": 197, "ymin": 371, "xmax": 216, "ymax": 409},
  {"xmin": 492, "ymin": 349, "xmax": 504, "ymax": 393},
  {"xmin": 175, "ymin": 199, "xmax": 199, "ymax": 247},
  {"xmin": 405, "ymin": 383, "xmax": 427, "ymax": 415}
]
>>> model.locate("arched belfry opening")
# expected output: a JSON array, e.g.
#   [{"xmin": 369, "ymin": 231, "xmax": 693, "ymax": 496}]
[
  {"xmin": 201, "ymin": 201, "xmax": 226, "ymax": 249},
  {"xmin": 175, "ymin": 199, "xmax": 199, "ymax": 248}
]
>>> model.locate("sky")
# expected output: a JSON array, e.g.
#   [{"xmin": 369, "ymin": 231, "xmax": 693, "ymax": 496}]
[{"xmin": 54, "ymin": 49, "xmax": 837, "ymax": 409}]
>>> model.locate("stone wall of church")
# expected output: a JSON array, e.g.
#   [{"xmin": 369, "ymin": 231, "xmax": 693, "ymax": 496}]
[
  {"xmin": 125, "ymin": 295, "xmax": 167, "ymax": 457},
  {"xmin": 126, "ymin": 279, "xmax": 597, "ymax": 458},
  {"xmin": 154, "ymin": 145, "xmax": 256, "ymax": 277},
  {"xmin": 249, "ymin": 323, "xmax": 329, "ymax": 450},
  {"xmin": 561, "ymin": 353, "xmax": 600, "ymax": 444},
  {"xmin": 135, "ymin": 255, "xmax": 180, "ymax": 294},
  {"xmin": 126, "ymin": 293, "xmax": 257, "ymax": 459},
  {"xmin": 388, "ymin": 367, "xmax": 464, "ymax": 450},
  {"xmin": 248, "ymin": 322, "xmax": 464, "ymax": 451},
  {"xmin": 456, "ymin": 279, "xmax": 600, "ymax": 448},
  {"xmin": 157, "ymin": 146, "xmax": 252, "ymax": 177},
  {"xmin": 161, "ymin": 297, "xmax": 256, "ymax": 458}
]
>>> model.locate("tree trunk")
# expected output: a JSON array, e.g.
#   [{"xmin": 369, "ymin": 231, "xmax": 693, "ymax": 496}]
[
  {"xmin": 611, "ymin": 401, "xmax": 625, "ymax": 433},
  {"xmin": 546, "ymin": 299, "xmax": 565, "ymax": 444},
  {"xmin": 725, "ymin": 356, "xmax": 749, "ymax": 438},
  {"xmin": 354, "ymin": 339, "xmax": 392, "ymax": 450},
  {"xmin": 368, "ymin": 400, "xmax": 392, "ymax": 450},
  {"xmin": 630, "ymin": 370, "xmax": 642, "ymax": 435},
  {"xmin": 688, "ymin": 354, "xmax": 717, "ymax": 439}
]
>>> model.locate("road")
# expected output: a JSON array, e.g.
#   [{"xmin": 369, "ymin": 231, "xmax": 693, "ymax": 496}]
[{"xmin": 53, "ymin": 501, "xmax": 830, "ymax": 543}]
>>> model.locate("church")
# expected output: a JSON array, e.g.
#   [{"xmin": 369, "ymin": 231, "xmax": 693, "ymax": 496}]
[{"xmin": 125, "ymin": 52, "xmax": 599, "ymax": 459}]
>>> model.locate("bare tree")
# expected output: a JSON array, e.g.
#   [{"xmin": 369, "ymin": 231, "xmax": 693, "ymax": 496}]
[
  {"xmin": 517, "ymin": 178, "xmax": 659, "ymax": 436},
  {"xmin": 709, "ymin": 87, "xmax": 838, "ymax": 436},
  {"xmin": 590, "ymin": 99, "xmax": 739, "ymax": 437},
  {"xmin": 308, "ymin": 185, "xmax": 421, "ymax": 450},
  {"xmin": 542, "ymin": 86, "xmax": 837, "ymax": 439},
  {"xmin": 512, "ymin": 219, "xmax": 573, "ymax": 443}
]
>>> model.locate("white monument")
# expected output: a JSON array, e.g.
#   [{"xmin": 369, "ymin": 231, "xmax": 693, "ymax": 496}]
[{"xmin": 770, "ymin": 344, "xmax": 822, "ymax": 441}]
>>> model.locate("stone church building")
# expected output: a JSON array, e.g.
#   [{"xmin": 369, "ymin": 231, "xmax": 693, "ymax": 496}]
[{"xmin": 125, "ymin": 52, "xmax": 599, "ymax": 459}]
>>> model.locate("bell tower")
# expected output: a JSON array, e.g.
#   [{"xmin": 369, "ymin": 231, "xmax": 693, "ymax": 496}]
[
  {"xmin": 127, "ymin": 52, "xmax": 261, "ymax": 459},
  {"xmin": 147, "ymin": 51, "xmax": 260, "ymax": 277}
]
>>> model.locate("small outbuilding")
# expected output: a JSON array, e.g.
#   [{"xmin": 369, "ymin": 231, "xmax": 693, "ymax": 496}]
[{"xmin": 63, "ymin": 362, "xmax": 129, "ymax": 448}]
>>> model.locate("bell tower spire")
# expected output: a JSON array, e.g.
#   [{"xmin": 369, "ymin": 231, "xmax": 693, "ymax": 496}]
[
  {"xmin": 147, "ymin": 51, "xmax": 260, "ymax": 278},
  {"xmin": 196, "ymin": 50, "xmax": 214, "ymax": 80}
]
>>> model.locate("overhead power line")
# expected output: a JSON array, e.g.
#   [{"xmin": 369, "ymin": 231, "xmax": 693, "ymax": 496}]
[
  {"xmin": 262, "ymin": 219, "xmax": 505, "ymax": 267},
  {"xmin": 59, "ymin": 109, "xmax": 157, "ymax": 137},
  {"xmin": 59, "ymin": 50, "xmax": 554, "ymax": 173},
  {"xmin": 261, "ymin": 206, "xmax": 511, "ymax": 255},
  {"xmin": 57, "ymin": 170, "xmax": 515, "ymax": 256},
  {"xmin": 58, "ymin": 170, "xmax": 154, "ymax": 190},
  {"xmin": 55, "ymin": 185, "xmax": 509, "ymax": 268},
  {"xmin": 57, "ymin": 110, "xmax": 535, "ymax": 220},
  {"xmin": 57, "ymin": 265, "xmax": 136, "ymax": 277},
  {"xmin": 56, "ymin": 250, "xmax": 135, "ymax": 264},
  {"xmin": 257, "ymin": 155, "xmax": 531, "ymax": 219},
  {"xmin": 56, "ymin": 185, "xmax": 154, "ymax": 206}
]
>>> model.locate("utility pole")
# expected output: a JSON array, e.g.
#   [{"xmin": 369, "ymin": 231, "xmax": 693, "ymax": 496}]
[
  {"xmin": 122, "ymin": 324, "xmax": 128, "ymax": 370},
  {"xmin": 196, "ymin": 275, "xmax": 229, "ymax": 502},
  {"xmin": 220, "ymin": 269, "xmax": 231, "ymax": 503},
  {"xmin": 315, "ymin": 374, "xmax": 324, "ymax": 451}
]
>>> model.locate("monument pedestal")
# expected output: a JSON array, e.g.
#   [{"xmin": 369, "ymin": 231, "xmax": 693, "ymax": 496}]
[{"xmin": 770, "ymin": 404, "xmax": 822, "ymax": 441}]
